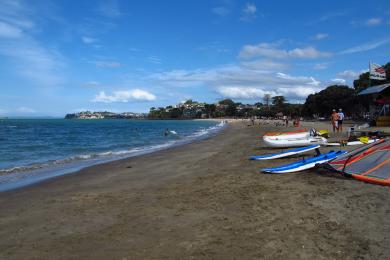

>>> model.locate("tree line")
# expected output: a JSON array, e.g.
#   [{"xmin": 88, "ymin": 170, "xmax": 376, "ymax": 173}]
[{"xmin": 148, "ymin": 97, "xmax": 304, "ymax": 119}]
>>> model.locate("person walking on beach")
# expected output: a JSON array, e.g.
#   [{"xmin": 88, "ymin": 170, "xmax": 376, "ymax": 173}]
[
  {"xmin": 337, "ymin": 109, "xmax": 345, "ymax": 132},
  {"xmin": 331, "ymin": 109, "xmax": 339, "ymax": 132}
]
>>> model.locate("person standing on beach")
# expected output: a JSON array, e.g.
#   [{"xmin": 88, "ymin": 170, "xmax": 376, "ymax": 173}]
[
  {"xmin": 337, "ymin": 109, "xmax": 345, "ymax": 132},
  {"xmin": 283, "ymin": 115, "xmax": 288, "ymax": 127},
  {"xmin": 331, "ymin": 109, "xmax": 339, "ymax": 132}
]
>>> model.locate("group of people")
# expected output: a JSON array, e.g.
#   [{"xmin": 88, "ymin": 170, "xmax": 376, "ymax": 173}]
[
  {"xmin": 331, "ymin": 109, "xmax": 345, "ymax": 132},
  {"xmin": 282, "ymin": 115, "xmax": 300, "ymax": 127}
]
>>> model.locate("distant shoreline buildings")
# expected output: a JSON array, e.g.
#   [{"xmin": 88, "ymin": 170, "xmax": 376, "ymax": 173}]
[
  {"xmin": 64, "ymin": 98, "xmax": 300, "ymax": 120},
  {"xmin": 65, "ymin": 111, "xmax": 148, "ymax": 119},
  {"xmin": 64, "ymin": 99, "xmax": 264, "ymax": 120},
  {"xmin": 147, "ymin": 99, "xmax": 267, "ymax": 119}
]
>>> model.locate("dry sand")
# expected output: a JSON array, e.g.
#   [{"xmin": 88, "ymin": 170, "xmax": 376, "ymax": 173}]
[{"xmin": 0, "ymin": 121, "xmax": 389, "ymax": 259}]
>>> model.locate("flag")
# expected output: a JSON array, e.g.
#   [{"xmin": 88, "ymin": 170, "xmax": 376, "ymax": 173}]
[{"xmin": 369, "ymin": 62, "xmax": 386, "ymax": 80}]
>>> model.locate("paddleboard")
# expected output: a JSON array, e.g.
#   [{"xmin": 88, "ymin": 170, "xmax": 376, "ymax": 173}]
[
  {"xmin": 261, "ymin": 150, "xmax": 347, "ymax": 173},
  {"xmin": 326, "ymin": 139, "xmax": 379, "ymax": 146},
  {"xmin": 250, "ymin": 144, "xmax": 320, "ymax": 160}
]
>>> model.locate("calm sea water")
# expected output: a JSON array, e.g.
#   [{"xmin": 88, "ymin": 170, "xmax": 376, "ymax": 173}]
[{"xmin": 0, "ymin": 119, "xmax": 224, "ymax": 191}]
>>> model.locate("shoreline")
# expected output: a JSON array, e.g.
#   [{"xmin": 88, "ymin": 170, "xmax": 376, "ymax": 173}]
[
  {"xmin": 1, "ymin": 121, "xmax": 389, "ymax": 259},
  {"xmin": 0, "ymin": 120, "xmax": 227, "ymax": 193}
]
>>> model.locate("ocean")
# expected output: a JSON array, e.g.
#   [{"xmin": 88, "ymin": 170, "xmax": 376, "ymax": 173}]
[{"xmin": 0, "ymin": 119, "xmax": 225, "ymax": 191}]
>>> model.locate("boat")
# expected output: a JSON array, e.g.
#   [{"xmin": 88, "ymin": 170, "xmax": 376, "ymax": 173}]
[
  {"xmin": 262, "ymin": 150, "xmax": 347, "ymax": 173},
  {"xmin": 263, "ymin": 129, "xmax": 310, "ymax": 140},
  {"xmin": 263, "ymin": 136, "xmax": 328, "ymax": 148},
  {"xmin": 249, "ymin": 144, "xmax": 320, "ymax": 160}
]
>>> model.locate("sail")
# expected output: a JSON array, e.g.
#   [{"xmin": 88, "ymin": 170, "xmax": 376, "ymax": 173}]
[{"xmin": 327, "ymin": 139, "xmax": 390, "ymax": 185}]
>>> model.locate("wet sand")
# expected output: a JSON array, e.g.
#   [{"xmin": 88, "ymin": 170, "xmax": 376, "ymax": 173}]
[{"xmin": 1, "ymin": 121, "xmax": 389, "ymax": 259}]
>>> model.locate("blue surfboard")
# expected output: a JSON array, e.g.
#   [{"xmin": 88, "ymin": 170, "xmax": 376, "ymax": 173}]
[
  {"xmin": 261, "ymin": 150, "xmax": 347, "ymax": 173},
  {"xmin": 249, "ymin": 144, "xmax": 320, "ymax": 160}
]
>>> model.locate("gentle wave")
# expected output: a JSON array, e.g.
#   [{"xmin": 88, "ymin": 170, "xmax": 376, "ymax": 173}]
[{"xmin": 0, "ymin": 121, "xmax": 225, "ymax": 176}]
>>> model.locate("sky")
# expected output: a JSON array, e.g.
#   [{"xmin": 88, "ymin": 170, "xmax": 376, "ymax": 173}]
[{"xmin": 0, "ymin": 0, "xmax": 389, "ymax": 117}]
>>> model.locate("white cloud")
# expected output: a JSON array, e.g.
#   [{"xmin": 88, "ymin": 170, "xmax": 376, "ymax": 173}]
[
  {"xmin": 277, "ymin": 86, "xmax": 318, "ymax": 98},
  {"xmin": 217, "ymin": 87, "xmax": 272, "ymax": 99},
  {"xmin": 288, "ymin": 47, "xmax": 330, "ymax": 58},
  {"xmin": 337, "ymin": 69, "xmax": 367, "ymax": 79},
  {"xmin": 96, "ymin": 61, "xmax": 121, "ymax": 68},
  {"xmin": 366, "ymin": 18, "xmax": 381, "ymax": 26},
  {"xmin": 17, "ymin": 107, "xmax": 35, "ymax": 113},
  {"xmin": 92, "ymin": 89, "xmax": 156, "ymax": 103},
  {"xmin": 276, "ymin": 72, "xmax": 321, "ymax": 86},
  {"xmin": 240, "ymin": 59, "xmax": 289, "ymax": 71},
  {"xmin": 0, "ymin": 1, "xmax": 65, "ymax": 86},
  {"xmin": 243, "ymin": 3, "xmax": 256, "ymax": 14},
  {"xmin": 314, "ymin": 63, "xmax": 328, "ymax": 70},
  {"xmin": 0, "ymin": 21, "xmax": 23, "ymax": 38},
  {"xmin": 313, "ymin": 33, "xmax": 329, "ymax": 40},
  {"xmin": 340, "ymin": 39, "xmax": 390, "ymax": 54},
  {"xmin": 241, "ymin": 3, "xmax": 258, "ymax": 21},
  {"xmin": 149, "ymin": 64, "xmax": 323, "ymax": 102},
  {"xmin": 309, "ymin": 11, "xmax": 348, "ymax": 24},
  {"xmin": 212, "ymin": 6, "xmax": 230, "ymax": 17},
  {"xmin": 81, "ymin": 36, "xmax": 97, "ymax": 44},
  {"xmin": 330, "ymin": 78, "xmax": 346, "ymax": 85},
  {"xmin": 216, "ymin": 85, "xmax": 317, "ymax": 100},
  {"xmin": 239, "ymin": 43, "xmax": 331, "ymax": 59},
  {"xmin": 0, "ymin": 39, "xmax": 65, "ymax": 85}
]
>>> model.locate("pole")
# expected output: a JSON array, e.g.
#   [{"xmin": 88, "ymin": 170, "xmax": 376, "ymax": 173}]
[{"xmin": 368, "ymin": 60, "xmax": 371, "ymax": 88}]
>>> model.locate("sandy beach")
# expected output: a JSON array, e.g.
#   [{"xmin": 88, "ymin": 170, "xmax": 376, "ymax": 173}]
[{"xmin": 1, "ymin": 121, "xmax": 389, "ymax": 259}]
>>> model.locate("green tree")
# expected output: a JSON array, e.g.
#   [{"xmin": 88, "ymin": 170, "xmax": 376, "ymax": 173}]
[
  {"xmin": 219, "ymin": 99, "xmax": 235, "ymax": 106},
  {"xmin": 302, "ymin": 85, "xmax": 358, "ymax": 117},
  {"xmin": 272, "ymin": 96, "xmax": 286, "ymax": 107},
  {"xmin": 225, "ymin": 103, "xmax": 237, "ymax": 117},
  {"xmin": 214, "ymin": 110, "xmax": 225, "ymax": 118},
  {"xmin": 204, "ymin": 104, "xmax": 216, "ymax": 118},
  {"xmin": 263, "ymin": 94, "xmax": 271, "ymax": 110},
  {"xmin": 170, "ymin": 108, "xmax": 182, "ymax": 118}
]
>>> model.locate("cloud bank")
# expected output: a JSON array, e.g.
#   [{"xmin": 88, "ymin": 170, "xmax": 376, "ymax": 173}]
[
  {"xmin": 239, "ymin": 43, "xmax": 331, "ymax": 59},
  {"xmin": 92, "ymin": 89, "xmax": 156, "ymax": 103}
]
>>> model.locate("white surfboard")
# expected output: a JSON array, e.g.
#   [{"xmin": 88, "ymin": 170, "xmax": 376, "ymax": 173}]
[{"xmin": 250, "ymin": 144, "xmax": 320, "ymax": 160}]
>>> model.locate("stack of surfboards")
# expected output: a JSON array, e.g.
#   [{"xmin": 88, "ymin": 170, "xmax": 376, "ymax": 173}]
[
  {"xmin": 254, "ymin": 129, "xmax": 380, "ymax": 174},
  {"xmin": 249, "ymin": 144, "xmax": 347, "ymax": 173},
  {"xmin": 261, "ymin": 150, "xmax": 347, "ymax": 173},
  {"xmin": 262, "ymin": 129, "xmax": 328, "ymax": 148}
]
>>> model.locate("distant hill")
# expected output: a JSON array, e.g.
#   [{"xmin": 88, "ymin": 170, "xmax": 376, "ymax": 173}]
[{"xmin": 65, "ymin": 111, "xmax": 147, "ymax": 119}]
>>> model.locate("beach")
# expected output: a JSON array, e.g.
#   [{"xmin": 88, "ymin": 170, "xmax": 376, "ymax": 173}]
[{"xmin": 1, "ymin": 121, "xmax": 389, "ymax": 259}]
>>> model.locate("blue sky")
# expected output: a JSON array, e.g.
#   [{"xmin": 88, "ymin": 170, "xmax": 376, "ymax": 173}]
[{"xmin": 0, "ymin": 0, "xmax": 389, "ymax": 116}]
